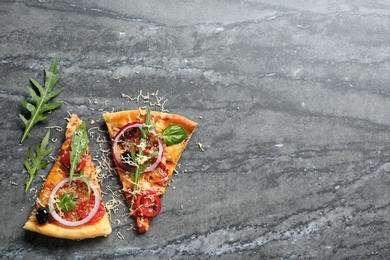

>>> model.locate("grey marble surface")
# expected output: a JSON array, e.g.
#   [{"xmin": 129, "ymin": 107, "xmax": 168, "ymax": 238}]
[{"xmin": 2, "ymin": 0, "xmax": 390, "ymax": 259}]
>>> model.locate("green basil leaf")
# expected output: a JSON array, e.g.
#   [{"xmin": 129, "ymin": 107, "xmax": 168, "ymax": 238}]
[
  {"xmin": 69, "ymin": 122, "xmax": 89, "ymax": 182},
  {"xmin": 161, "ymin": 124, "xmax": 188, "ymax": 146},
  {"xmin": 58, "ymin": 193, "xmax": 77, "ymax": 212}
]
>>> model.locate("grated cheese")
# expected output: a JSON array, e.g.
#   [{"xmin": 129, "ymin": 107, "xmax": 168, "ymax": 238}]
[
  {"xmin": 121, "ymin": 90, "xmax": 169, "ymax": 112},
  {"xmin": 127, "ymin": 224, "xmax": 135, "ymax": 231},
  {"xmin": 45, "ymin": 125, "xmax": 63, "ymax": 132},
  {"xmin": 197, "ymin": 142, "xmax": 205, "ymax": 152},
  {"xmin": 116, "ymin": 231, "xmax": 125, "ymax": 240}
]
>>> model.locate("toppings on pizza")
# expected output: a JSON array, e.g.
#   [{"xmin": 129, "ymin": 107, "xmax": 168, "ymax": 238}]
[
  {"xmin": 134, "ymin": 190, "xmax": 162, "ymax": 218},
  {"xmin": 48, "ymin": 177, "xmax": 102, "ymax": 227},
  {"xmin": 103, "ymin": 109, "xmax": 197, "ymax": 233},
  {"xmin": 35, "ymin": 207, "xmax": 50, "ymax": 224},
  {"xmin": 110, "ymin": 109, "xmax": 179, "ymax": 210},
  {"xmin": 111, "ymin": 121, "xmax": 163, "ymax": 174},
  {"xmin": 59, "ymin": 147, "xmax": 88, "ymax": 172},
  {"xmin": 23, "ymin": 114, "xmax": 112, "ymax": 240}
]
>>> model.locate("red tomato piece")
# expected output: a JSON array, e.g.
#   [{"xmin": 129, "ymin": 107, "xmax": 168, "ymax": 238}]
[
  {"xmin": 134, "ymin": 190, "xmax": 162, "ymax": 218},
  {"xmin": 59, "ymin": 148, "xmax": 87, "ymax": 172},
  {"xmin": 77, "ymin": 199, "xmax": 105, "ymax": 223}
]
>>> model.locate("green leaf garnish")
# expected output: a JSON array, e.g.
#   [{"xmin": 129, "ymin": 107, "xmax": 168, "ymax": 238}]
[
  {"xmin": 69, "ymin": 122, "xmax": 89, "ymax": 184},
  {"xmin": 58, "ymin": 192, "xmax": 77, "ymax": 212},
  {"xmin": 127, "ymin": 109, "xmax": 161, "ymax": 208},
  {"xmin": 19, "ymin": 55, "xmax": 64, "ymax": 143},
  {"xmin": 145, "ymin": 107, "xmax": 151, "ymax": 125},
  {"xmin": 161, "ymin": 124, "xmax": 188, "ymax": 146},
  {"xmin": 77, "ymin": 174, "xmax": 92, "ymax": 197},
  {"xmin": 24, "ymin": 129, "xmax": 53, "ymax": 192}
]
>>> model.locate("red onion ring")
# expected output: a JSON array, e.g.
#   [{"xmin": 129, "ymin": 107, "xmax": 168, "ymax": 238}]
[
  {"xmin": 48, "ymin": 177, "xmax": 101, "ymax": 227},
  {"xmin": 111, "ymin": 122, "xmax": 163, "ymax": 173}
]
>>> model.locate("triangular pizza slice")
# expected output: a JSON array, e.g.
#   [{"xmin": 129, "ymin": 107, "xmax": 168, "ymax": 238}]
[
  {"xmin": 103, "ymin": 110, "xmax": 197, "ymax": 233},
  {"xmin": 24, "ymin": 114, "xmax": 112, "ymax": 240}
]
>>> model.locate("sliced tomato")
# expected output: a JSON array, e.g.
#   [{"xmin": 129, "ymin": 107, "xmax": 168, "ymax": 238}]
[
  {"xmin": 77, "ymin": 199, "xmax": 106, "ymax": 223},
  {"xmin": 134, "ymin": 190, "xmax": 162, "ymax": 218},
  {"xmin": 59, "ymin": 148, "xmax": 87, "ymax": 172}
]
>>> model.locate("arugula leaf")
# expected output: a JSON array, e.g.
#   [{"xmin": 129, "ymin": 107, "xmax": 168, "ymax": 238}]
[
  {"xmin": 145, "ymin": 107, "xmax": 151, "ymax": 125},
  {"xmin": 161, "ymin": 124, "xmax": 188, "ymax": 146},
  {"xmin": 139, "ymin": 108, "xmax": 153, "ymax": 139},
  {"xmin": 58, "ymin": 123, "xmax": 91, "ymax": 212},
  {"xmin": 24, "ymin": 129, "xmax": 53, "ymax": 192},
  {"xmin": 78, "ymin": 175, "xmax": 92, "ymax": 197},
  {"xmin": 19, "ymin": 55, "xmax": 64, "ymax": 143},
  {"xmin": 69, "ymin": 122, "xmax": 89, "ymax": 183},
  {"xmin": 58, "ymin": 193, "xmax": 77, "ymax": 212},
  {"xmin": 55, "ymin": 123, "xmax": 90, "ymax": 207}
]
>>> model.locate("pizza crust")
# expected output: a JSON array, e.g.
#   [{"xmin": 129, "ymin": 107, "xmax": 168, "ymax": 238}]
[
  {"xmin": 103, "ymin": 110, "xmax": 198, "ymax": 138},
  {"xmin": 23, "ymin": 214, "xmax": 111, "ymax": 240}
]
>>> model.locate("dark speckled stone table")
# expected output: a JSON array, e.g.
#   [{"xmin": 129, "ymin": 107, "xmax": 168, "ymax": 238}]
[{"xmin": 2, "ymin": 1, "xmax": 390, "ymax": 259}]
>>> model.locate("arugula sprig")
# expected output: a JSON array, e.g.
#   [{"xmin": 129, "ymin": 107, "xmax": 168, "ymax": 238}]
[
  {"xmin": 128, "ymin": 109, "xmax": 156, "ymax": 206},
  {"xmin": 58, "ymin": 193, "xmax": 77, "ymax": 212},
  {"xmin": 24, "ymin": 129, "xmax": 53, "ymax": 192},
  {"xmin": 56, "ymin": 122, "xmax": 91, "ymax": 213},
  {"xmin": 69, "ymin": 122, "xmax": 89, "ymax": 185},
  {"xmin": 19, "ymin": 55, "xmax": 64, "ymax": 143},
  {"xmin": 126, "ymin": 109, "xmax": 188, "ymax": 209},
  {"xmin": 57, "ymin": 175, "xmax": 92, "ymax": 213}
]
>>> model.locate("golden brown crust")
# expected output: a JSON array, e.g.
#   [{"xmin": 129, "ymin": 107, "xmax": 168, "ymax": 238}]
[
  {"xmin": 103, "ymin": 110, "xmax": 197, "ymax": 232},
  {"xmin": 103, "ymin": 110, "xmax": 197, "ymax": 139},
  {"xmin": 23, "ymin": 114, "xmax": 112, "ymax": 240},
  {"xmin": 23, "ymin": 214, "xmax": 111, "ymax": 240}
]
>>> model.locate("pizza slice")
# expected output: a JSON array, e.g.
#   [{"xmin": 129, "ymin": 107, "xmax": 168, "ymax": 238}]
[
  {"xmin": 23, "ymin": 114, "xmax": 112, "ymax": 240},
  {"xmin": 103, "ymin": 109, "xmax": 197, "ymax": 233}
]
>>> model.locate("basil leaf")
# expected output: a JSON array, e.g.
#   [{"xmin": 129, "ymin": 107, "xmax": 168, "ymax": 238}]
[
  {"xmin": 69, "ymin": 122, "xmax": 89, "ymax": 182},
  {"xmin": 58, "ymin": 193, "xmax": 77, "ymax": 212},
  {"xmin": 161, "ymin": 124, "xmax": 188, "ymax": 146}
]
